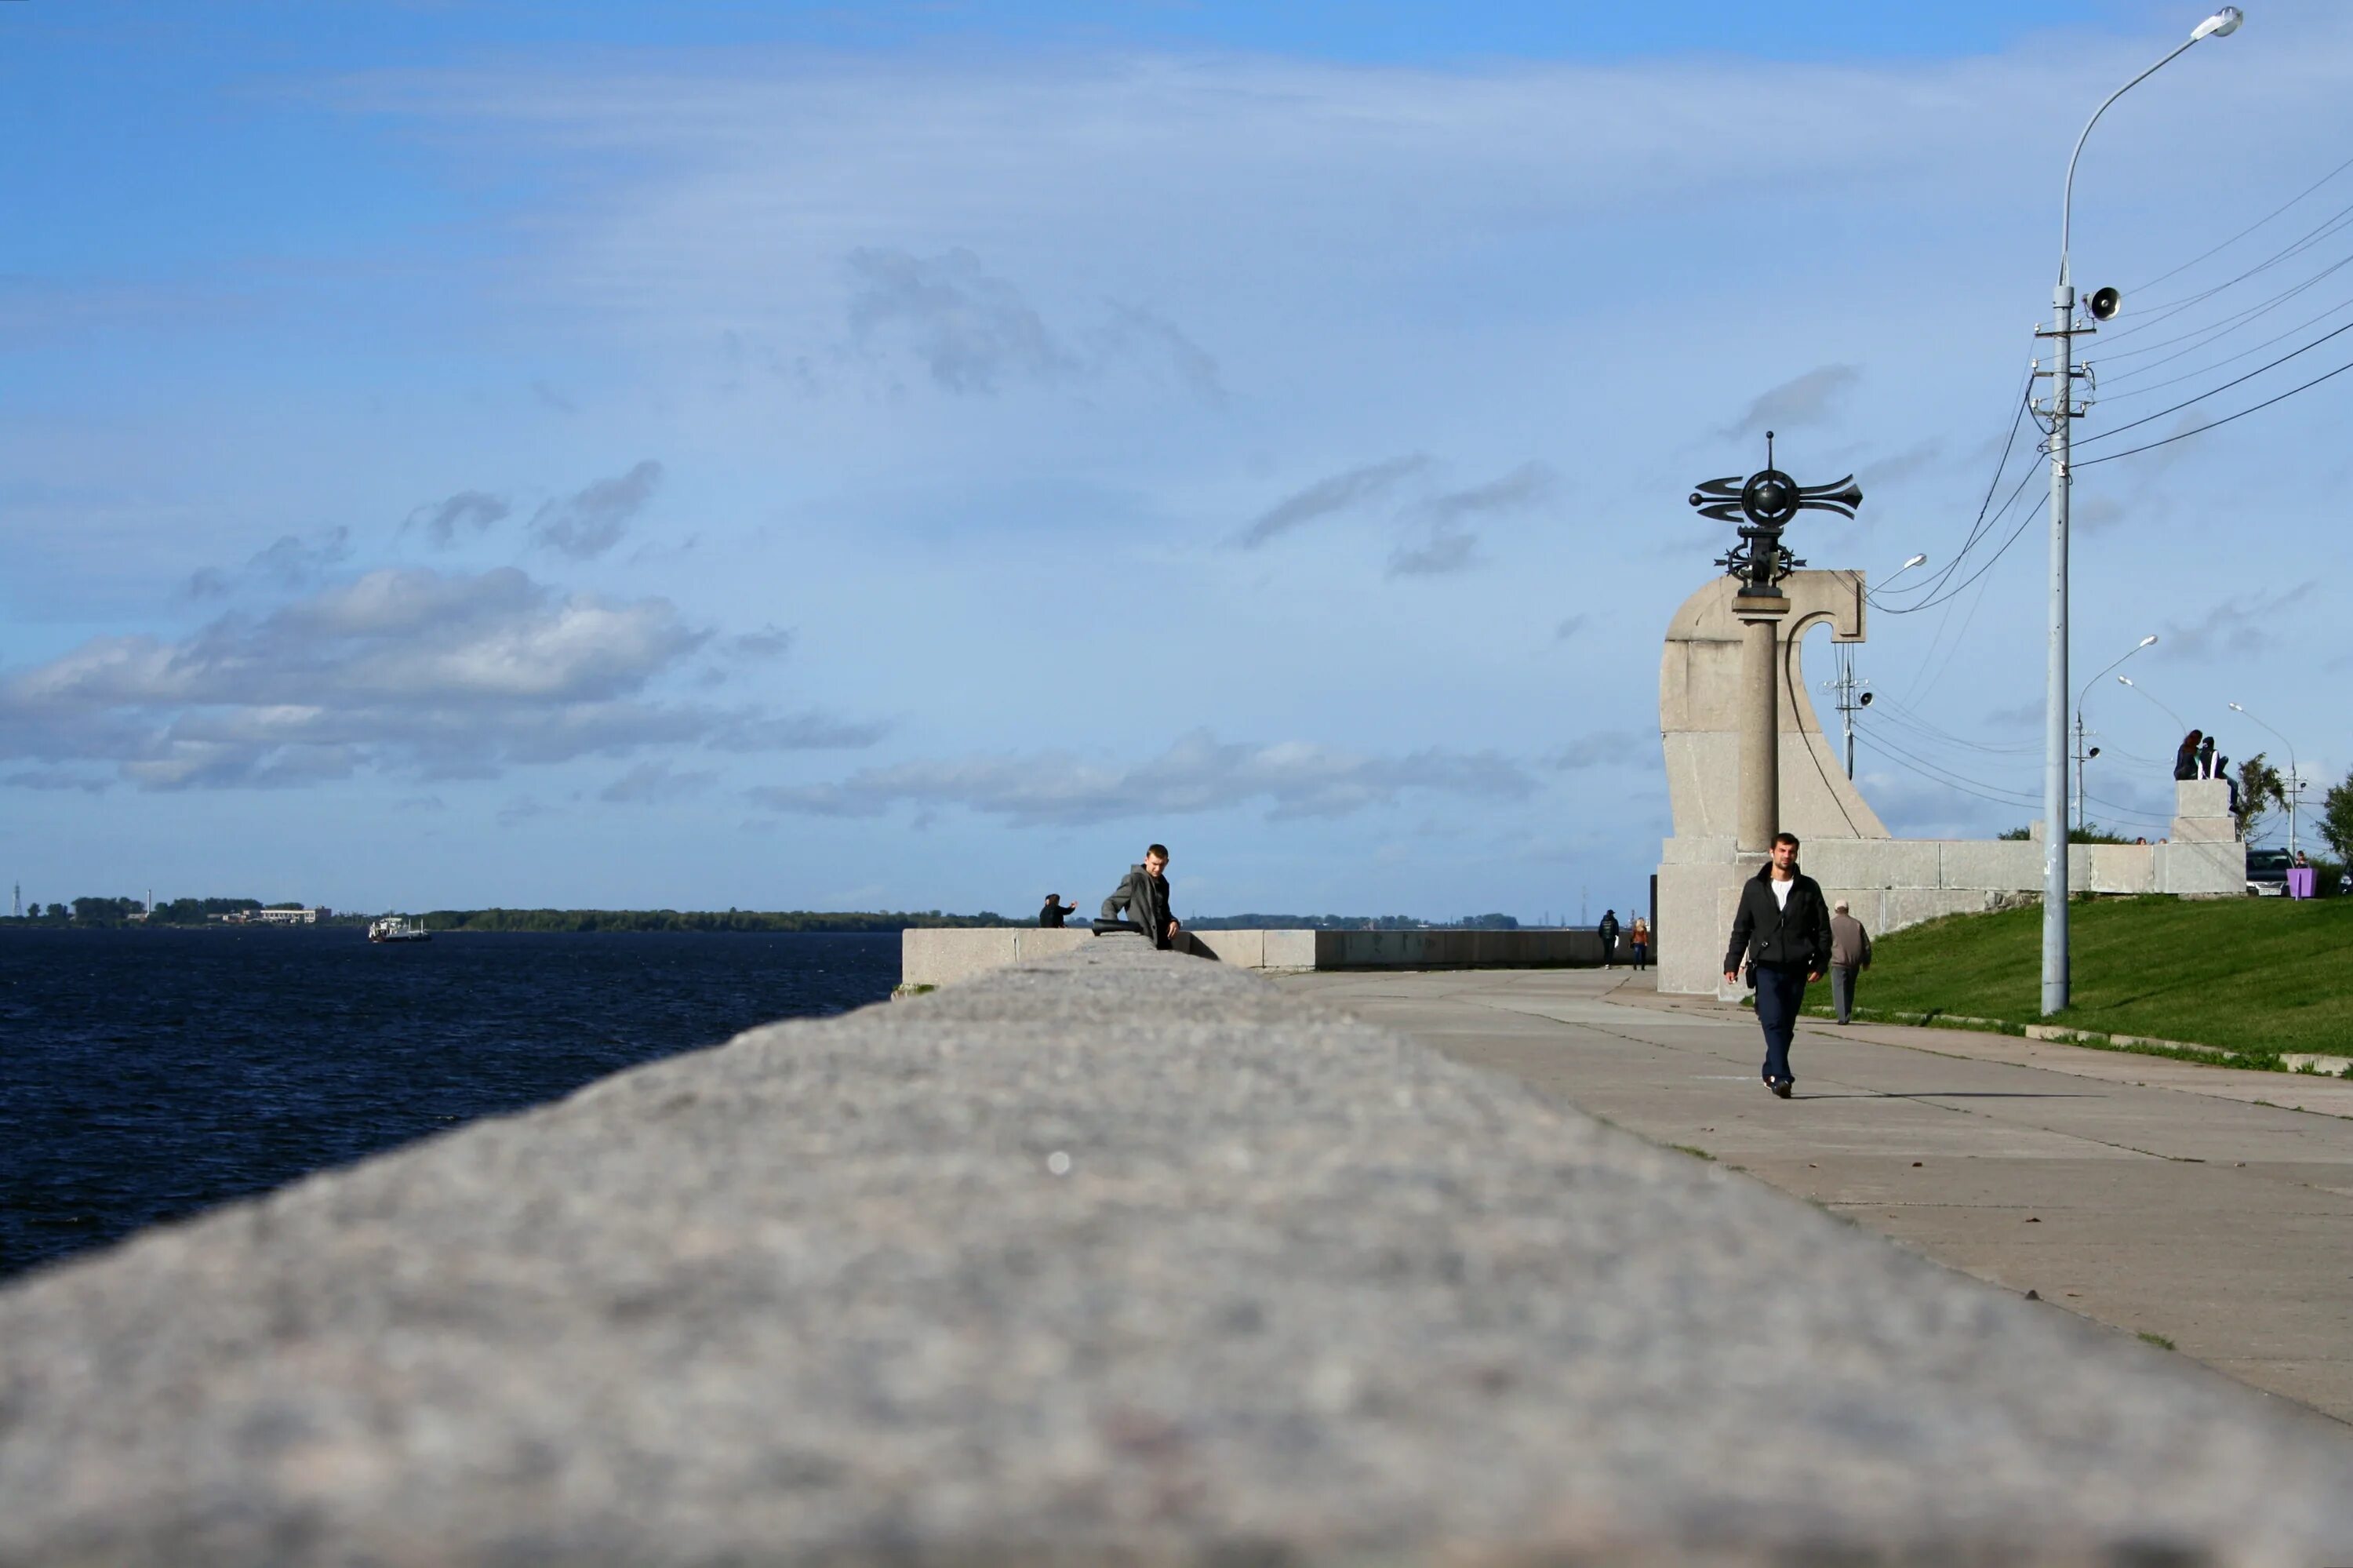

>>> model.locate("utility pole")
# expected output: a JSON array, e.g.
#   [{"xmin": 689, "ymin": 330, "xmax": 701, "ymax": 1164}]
[
  {"xmin": 2070, "ymin": 711, "xmax": 2103, "ymax": 833},
  {"xmin": 2039, "ymin": 7, "xmax": 2242, "ymax": 1017},
  {"xmin": 1823, "ymin": 645, "xmax": 1873, "ymax": 778}
]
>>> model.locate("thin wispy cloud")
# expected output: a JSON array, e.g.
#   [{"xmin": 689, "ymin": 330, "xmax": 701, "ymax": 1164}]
[
  {"xmin": 405, "ymin": 489, "xmax": 512, "ymax": 549},
  {"xmin": 1239, "ymin": 455, "xmax": 1427, "ymax": 548},
  {"xmin": 1718, "ymin": 365, "xmax": 1861, "ymax": 440},
  {"xmin": 532, "ymin": 460, "xmax": 663, "ymax": 560},
  {"xmin": 751, "ymin": 728, "xmax": 1534, "ymax": 827}
]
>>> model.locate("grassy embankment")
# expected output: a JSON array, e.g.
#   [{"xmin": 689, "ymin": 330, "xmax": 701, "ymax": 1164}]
[{"xmin": 1817, "ymin": 895, "xmax": 2353, "ymax": 1067}]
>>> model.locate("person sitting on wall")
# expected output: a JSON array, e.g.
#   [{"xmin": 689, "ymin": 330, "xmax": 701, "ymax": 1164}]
[
  {"xmin": 1039, "ymin": 893, "xmax": 1078, "ymax": 928},
  {"xmin": 2198, "ymin": 733, "xmax": 2218, "ymax": 780},
  {"xmin": 2174, "ymin": 730, "xmax": 2202, "ymax": 782},
  {"xmin": 1097, "ymin": 843, "xmax": 1180, "ymax": 950}
]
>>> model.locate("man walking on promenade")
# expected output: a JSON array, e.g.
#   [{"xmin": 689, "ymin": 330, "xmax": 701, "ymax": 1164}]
[
  {"xmin": 1101, "ymin": 844, "xmax": 1181, "ymax": 951},
  {"xmin": 1598, "ymin": 908, "xmax": 1620, "ymax": 969},
  {"xmin": 1722, "ymin": 831, "xmax": 1832, "ymax": 1099},
  {"xmin": 1827, "ymin": 900, "xmax": 1871, "ymax": 1025}
]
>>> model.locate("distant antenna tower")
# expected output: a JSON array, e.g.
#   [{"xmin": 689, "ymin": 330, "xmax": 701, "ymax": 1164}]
[{"xmin": 11, "ymin": 883, "xmax": 18, "ymax": 919}]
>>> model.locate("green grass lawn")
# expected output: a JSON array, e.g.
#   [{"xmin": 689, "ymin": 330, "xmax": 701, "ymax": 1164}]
[{"xmin": 1828, "ymin": 896, "xmax": 2353, "ymax": 1060}]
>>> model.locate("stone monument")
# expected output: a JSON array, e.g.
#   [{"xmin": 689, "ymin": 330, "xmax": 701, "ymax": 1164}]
[{"xmin": 1655, "ymin": 441, "xmax": 2242, "ymax": 999}]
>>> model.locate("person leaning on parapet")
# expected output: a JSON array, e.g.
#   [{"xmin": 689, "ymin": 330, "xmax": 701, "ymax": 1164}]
[
  {"xmin": 1038, "ymin": 893, "xmax": 1078, "ymax": 929},
  {"xmin": 1722, "ymin": 831, "xmax": 1832, "ymax": 1100},
  {"xmin": 1598, "ymin": 908, "xmax": 1620, "ymax": 969},
  {"xmin": 1827, "ymin": 900, "xmax": 1872, "ymax": 1027},
  {"xmin": 1099, "ymin": 843, "xmax": 1180, "ymax": 950}
]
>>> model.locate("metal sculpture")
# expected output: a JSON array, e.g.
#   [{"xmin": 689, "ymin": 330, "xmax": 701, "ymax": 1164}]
[{"xmin": 1689, "ymin": 431, "xmax": 1862, "ymax": 600}]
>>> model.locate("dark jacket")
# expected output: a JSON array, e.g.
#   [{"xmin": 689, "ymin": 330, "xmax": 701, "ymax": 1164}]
[
  {"xmin": 1101, "ymin": 865, "xmax": 1173, "ymax": 948},
  {"xmin": 1598, "ymin": 913, "xmax": 1620, "ymax": 944},
  {"xmin": 1039, "ymin": 898, "xmax": 1075, "ymax": 929},
  {"xmin": 1723, "ymin": 862, "xmax": 1833, "ymax": 976}
]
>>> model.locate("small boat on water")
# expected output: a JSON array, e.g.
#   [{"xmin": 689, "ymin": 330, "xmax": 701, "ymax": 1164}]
[{"xmin": 367, "ymin": 915, "xmax": 432, "ymax": 944}]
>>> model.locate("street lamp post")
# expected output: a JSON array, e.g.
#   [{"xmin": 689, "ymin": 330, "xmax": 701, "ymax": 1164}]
[
  {"xmin": 2229, "ymin": 700, "xmax": 2300, "ymax": 853},
  {"xmin": 2073, "ymin": 635, "xmax": 2158, "ymax": 831},
  {"xmin": 2039, "ymin": 6, "xmax": 2242, "ymax": 1017}
]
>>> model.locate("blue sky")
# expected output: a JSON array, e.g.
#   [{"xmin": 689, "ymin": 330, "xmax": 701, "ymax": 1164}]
[{"xmin": 2, "ymin": 1, "xmax": 2344, "ymax": 921}]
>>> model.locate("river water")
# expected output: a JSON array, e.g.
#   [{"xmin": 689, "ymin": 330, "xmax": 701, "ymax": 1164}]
[{"xmin": 0, "ymin": 926, "xmax": 899, "ymax": 1282}]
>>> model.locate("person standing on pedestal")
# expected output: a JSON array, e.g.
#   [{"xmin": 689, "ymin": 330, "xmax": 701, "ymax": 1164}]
[
  {"xmin": 1722, "ymin": 832, "xmax": 1831, "ymax": 1100},
  {"xmin": 1827, "ymin": 900, "xmax": 1871, "ymax": 1025}
]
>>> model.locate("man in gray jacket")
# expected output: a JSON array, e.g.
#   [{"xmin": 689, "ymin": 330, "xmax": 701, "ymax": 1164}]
[
  {"xmin": 1100, "ymin": 843, "xmax": 1180, "ymax": 951},
  {"xmin": 1828, "ymin": 900, "xmax": 1872, "ymax": 1025}
]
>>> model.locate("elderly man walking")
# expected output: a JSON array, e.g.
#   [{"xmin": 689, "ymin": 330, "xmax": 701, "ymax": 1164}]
[{"xmin": 1828, "ymin": 900, "xmax": 1872, "ymax": 1025}]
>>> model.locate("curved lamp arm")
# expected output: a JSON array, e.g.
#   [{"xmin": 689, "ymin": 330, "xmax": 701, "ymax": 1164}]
[{"xmin": 2060, "ymin": 9, "xmax": 2243, "ymax": 286}]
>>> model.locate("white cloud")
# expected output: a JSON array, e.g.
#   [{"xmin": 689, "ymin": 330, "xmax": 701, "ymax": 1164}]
[{"xmin": 0, "ymin": 566, "xmax": 878, "ymax": 789}]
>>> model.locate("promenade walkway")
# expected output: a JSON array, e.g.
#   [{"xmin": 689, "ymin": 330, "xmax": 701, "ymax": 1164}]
[{"xmin": 1286, "ymin": 965, "xmax": 2353, "ymax": 1424}]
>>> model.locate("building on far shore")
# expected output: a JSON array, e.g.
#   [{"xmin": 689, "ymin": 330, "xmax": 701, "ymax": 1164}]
[{"xmin": 210, "ymin": 907, "xmax": 331, "ymax": 925}]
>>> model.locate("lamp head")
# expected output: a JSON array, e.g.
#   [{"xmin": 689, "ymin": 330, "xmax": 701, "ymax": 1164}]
[
  {"xmin": 2229, "ymin": 700, "xmax": 2246, "ymax": 711},
  {"xmin": 2139, "ymin": 635, "xmax": 2159, "ymax": 647},
  {"xmin": 1903, "ymin": 553, "xmax": 1928, "ymax": 569},
  {"xmin": 2118, "ymin": 676, "xmax": 2135, "ymax": 688},
  {"xmin": 2191, "ymin": 5, "xmax": 2243, "ymax": 41}
]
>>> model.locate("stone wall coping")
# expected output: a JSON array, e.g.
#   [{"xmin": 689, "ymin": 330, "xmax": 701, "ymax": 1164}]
[{"xmin": 2, "ymin": 938, "xmax": 2346, "ymax": 1563}]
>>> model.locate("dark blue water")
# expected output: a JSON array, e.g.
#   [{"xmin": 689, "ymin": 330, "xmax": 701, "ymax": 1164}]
[{"xmin": 0, "ymin": 927, "xmax": 899, "ymax": 1282}]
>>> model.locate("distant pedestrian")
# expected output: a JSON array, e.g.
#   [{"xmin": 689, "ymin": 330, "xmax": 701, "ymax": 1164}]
[
  {"xmin": 2174, "ymin": 730, "xmax": 2202, "ymax": 782},
  {"xmin": 2198, "ymin": 733, "xmax": 2217, "ymax": 780},
  {"xmin": 1827, "ymin": 900, "xmax": 1872, "ymax": 1025},
  {"xmin": 1038, "ymin": 893, "xmax": 1078, "ymax": 928},
  {"xmin": 1628, "ymin": 915, "xmax": 1650, "ymax": 971},
  {"xmin": 1100, "ymin": 843, "xmax": 1181, "ymax": 951},
  {"xmin": 1723, "ymin": 831, "xmax": 1832, "ymax": 1100},
  {"xmin": 1598, "ymin": 908, "xmax": 1620, "ymax": 969}
]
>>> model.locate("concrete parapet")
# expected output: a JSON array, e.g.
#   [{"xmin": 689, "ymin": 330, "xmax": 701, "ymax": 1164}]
[
  {"xmin": 2, "ymin": 940, "xmax": 2345, "ymax": 1563},
  {"xmin": 906, "ymin": 926, "xmax": 1630, "ymax": 989}
]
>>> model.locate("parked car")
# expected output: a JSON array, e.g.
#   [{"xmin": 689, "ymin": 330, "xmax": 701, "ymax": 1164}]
[{"xmin": 2245, "ymin": 847, "xmax": 2293, "ymax": 897}]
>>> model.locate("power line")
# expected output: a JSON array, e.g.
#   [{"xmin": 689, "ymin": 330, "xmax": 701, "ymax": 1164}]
[
  {"xmin": 1880, "ymin": 462, "xmax": 2043, "ymax": 616},
  {"xmin": 2099, "ymin": 288, "xmax": 2353, "ymax": 396},
  {"xmin": 2096, "ymin": 245, "xmax": 2353, "ymax": 367},
  {"xmin": 1871, "ymin": 369, "xmax": 2035, "ymax": 610},
  {"xmin": 2076, "ymin": 353, "xmax": 2353, "ymax": 468},
  {"xmin": 2131, "ymin": 149, "xmax": 2353, "ymax": 294},
  {"xmin": 2101, "ymin": 188, "xmax": 2353, "ymax": 345},
  {"xmin": 2075, "ymin": 315, "xmax": 2353, "ymax": 449}
]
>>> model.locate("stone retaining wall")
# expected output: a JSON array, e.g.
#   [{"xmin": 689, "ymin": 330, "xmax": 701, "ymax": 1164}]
[{"xmin": 2, "ymin": 938, "xmax": 2345, "ymax": 1563}]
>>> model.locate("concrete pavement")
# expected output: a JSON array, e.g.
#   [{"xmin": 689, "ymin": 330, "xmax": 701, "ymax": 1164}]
[{"xmin": 1285, "ymin": 964, "xmax": 2353, "ymax": 1424}]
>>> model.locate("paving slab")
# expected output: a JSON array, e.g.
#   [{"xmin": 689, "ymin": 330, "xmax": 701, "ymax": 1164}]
[
  {"xmin": 5, "ymin": 940, "xmax": 2352, "ymax": 1565},
  {"xmin": 1287, "ymin": 966, "xmax": 2353, "ymax": 1427}
]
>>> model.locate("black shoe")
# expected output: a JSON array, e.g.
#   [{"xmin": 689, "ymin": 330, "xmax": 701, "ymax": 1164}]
[{"xmin": 1772, "ymin": 1079, "xmax": 1793, "ymax": 1099}]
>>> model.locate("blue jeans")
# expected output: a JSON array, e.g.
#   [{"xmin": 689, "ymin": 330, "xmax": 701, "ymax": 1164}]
[{"xmin": 1752, "ymin": 963, "xmax": 1811, "ymax": 1084}]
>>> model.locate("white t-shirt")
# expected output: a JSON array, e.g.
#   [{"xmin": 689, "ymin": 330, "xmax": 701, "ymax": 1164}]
[{"xmin": 1771, "ymin": 875, "xmax": 1794, "ymax": 911}]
